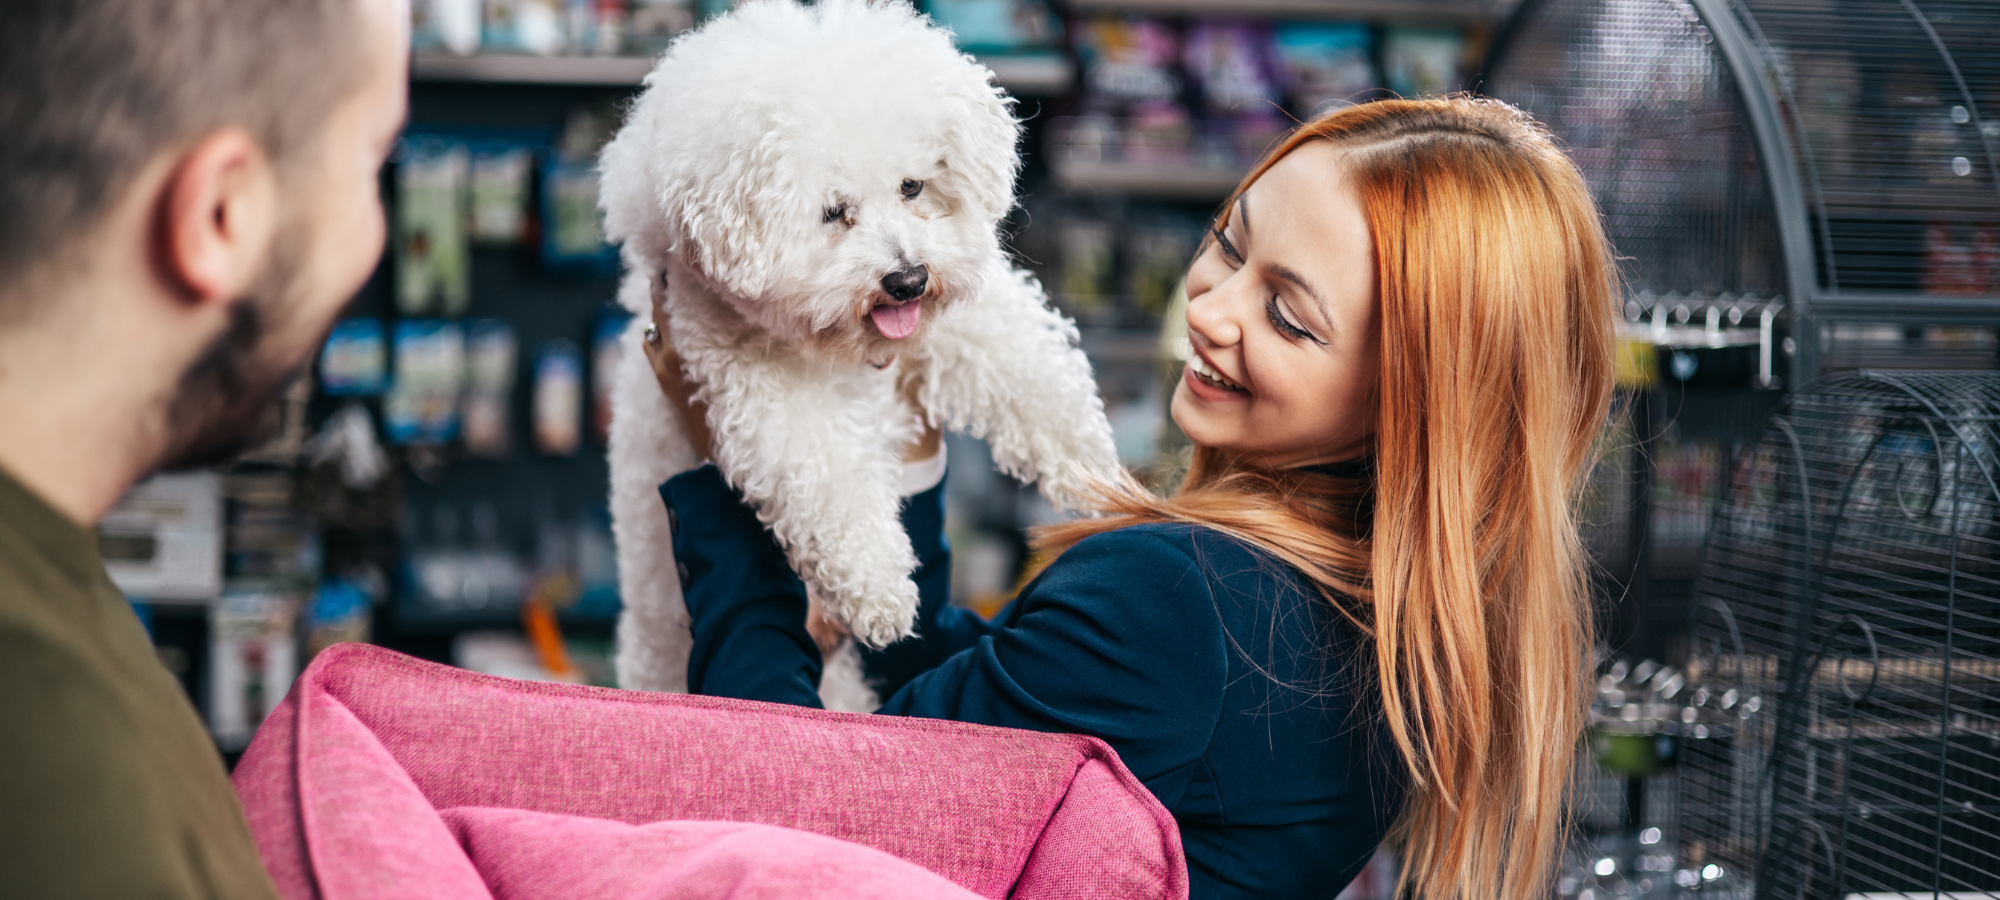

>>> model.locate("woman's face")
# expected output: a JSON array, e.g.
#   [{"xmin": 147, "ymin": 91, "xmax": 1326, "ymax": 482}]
[{"xmin": 1172, "ymin": 141, "xmax": 1381, "ymax": 469}]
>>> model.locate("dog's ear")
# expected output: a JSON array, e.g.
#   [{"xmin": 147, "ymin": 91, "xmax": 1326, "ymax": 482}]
[
  {"xmin": 665, "ymin": 137, "xmax": 784, "ymax": 298},
  {"xmin": 938, "ymin": 75, "xmax": 1022, "ymax": 225},
  {"xmin": 600, "ymin": 103, "xmax": 782, "ymax": 299}
]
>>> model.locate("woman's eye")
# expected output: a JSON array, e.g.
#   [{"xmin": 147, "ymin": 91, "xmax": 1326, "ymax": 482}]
[
  {"xmin": 901, "ymin": 179, "xmax": 924, "ymax": 200},
  {"xmin": 1265, "ymin": 296, "xmax": 1321, "ymax": 343},
  {"xmin": 822, "ymin": 204, "xmax": 849, "ymax": 224},
  {"xmin": 1212, "ymin": 228, "xmax": 1243, "ymax": 264}
]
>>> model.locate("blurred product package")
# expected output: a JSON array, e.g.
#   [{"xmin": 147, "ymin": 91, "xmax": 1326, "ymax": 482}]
[
  {"xmin": 209, "ymin": 591, "xmax": 301, "ymax": 750},
  {"xmin": 462, "ymin": 318, "xmax": 520, "ymax": 458},
  {"xmin": 320, "ymin": 319, "xmax": 390, "ymax": 397},
  {"xmin": 923, "ymin": 0, "xmax": 1062, "ymax": 53},
  {"xmin": 590, "ymin": 312, "xmax": 631, "ymax": 445},
  {"xmin": 534, "ymin": 340, "xmax": 584, "ymax": 456},
  {"xmin": 1273, "ymin": 23, "xmax": 1376, "ymax": 117},
  {"xmin": 413, "ymin": 0, "xmax": 484, "ymax": 54},
  {"xmin": 304, "ymin": 579, "xmax": 373, "ymax": 659},
  {"xmin": 628, "ymin": 0, "xmax": 695, "ymax": 55},
  {"xmin": 98, "ymin": 473, "xmax": 226, "ymax": 602},
  {"xmin": 483, "ymin": 0, "xmax": 566, "ymax": 55},
  {"xmin": 395, "ymin": 137, "xmax": 471, "ymax": 316},
  {"xmin": 1075, "ymin": 15, "xmax": 1189, "ymax": 161},
  {"xmin": 469, "ymin": 142, "xmax": 533, "ymax": 245},
  {"xmin": 1184, "ymin": 21, "xmax": 1285, "ymax": 162},
  {"xmin": 1381, "ymin": 27, "xmax": 1464, "ymax": 98},
  {"xmin": 385, "ymin": 320, "xmax": 467, "ymax": 445},
  {"xmin": 541, "ymin": 105, "xmax": 621, "ymax": 276}
]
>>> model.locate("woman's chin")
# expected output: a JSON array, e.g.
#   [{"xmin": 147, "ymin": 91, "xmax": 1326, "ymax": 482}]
[{"xmin": 1170, "ymin": 386, "xmax": 1239, "ymax": 453}]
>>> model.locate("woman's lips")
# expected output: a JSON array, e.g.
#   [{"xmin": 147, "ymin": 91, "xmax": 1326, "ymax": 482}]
[{"xmin": 1183, "ymin": 362, "xmax": 1249, "ymax": 401}]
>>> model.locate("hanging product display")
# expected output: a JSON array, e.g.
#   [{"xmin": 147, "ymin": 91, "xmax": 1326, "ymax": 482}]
[
  {"xmin": 589, "ymin": 311, "xmax": 629, "ymax": 446},
  {"xmin": 1380, "ymin": 27, "xmax": 1463, "ymax": 98},
  {"xmin": 319, "ymin": 318, "xmax": 390, "ymax": 397},
  {"xmin": 385, "ymin": 320, "xmax": 467, "ymax": 445},
  {"xmin": 468, "ymin": 142, "xmax": 533, "ymax": 245},
  {"xmin": 97, "ymin": 472, "xmax": 226, "ymax": 602},
  {"xmin": 209, "ymin": 590, "xmax": 301, "ymax": 750},
  {"xmin": 395, "ymin": 138, "xmax": 471, "ymax": 317},
  {"xmin": 482, "ymin": 0, "xmax": 566, "ymax": 55},
  {"xmin": 1272, "ymin": 23, "xmax": 1376, "ymax": 117},
  {"xmin": 922, "ymin": 0, "xmax": 1061, "ymax": 53},
  {"xmin": 462, "ymin": 319, "xmax": 519, "ymax": 458},
  {"xmin": 533, "ymin": 340, "xmax": 584, "ymax": 456}
]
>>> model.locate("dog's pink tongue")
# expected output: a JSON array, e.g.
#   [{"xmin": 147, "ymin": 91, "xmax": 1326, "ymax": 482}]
[{"xmin": 870, "ymin": 301, "xmax": 922, "ymax": 340}]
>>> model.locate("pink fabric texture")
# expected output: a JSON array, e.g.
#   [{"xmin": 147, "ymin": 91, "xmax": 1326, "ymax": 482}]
[
  {"xmin": 232, "ymin": 644, "xmax": 1186, "ymax": 900},
  {"xmin": 442, "ymin": 807, "xmax": 984, "ymax": 900}
]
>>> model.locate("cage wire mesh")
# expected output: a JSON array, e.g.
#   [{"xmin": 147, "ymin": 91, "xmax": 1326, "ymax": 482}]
[
  {"xmin": 1737, "ymin": 0, "xmax": 2000, "ymax": 295},
  {"xmin": 1679, "ymin": 371, "xmax": 2000, "ymax": 899},
  {"xmin": 1485, "ymin": 0, "xmax": 1787, "ymax": 301}
]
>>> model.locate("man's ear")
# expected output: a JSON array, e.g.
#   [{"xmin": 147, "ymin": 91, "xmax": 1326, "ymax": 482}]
[{"xmin": 157, "ymin": 129, "xmax": 278, "ymax": 304}]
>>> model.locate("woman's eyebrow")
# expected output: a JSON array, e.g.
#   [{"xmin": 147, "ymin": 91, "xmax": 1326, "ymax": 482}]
[
  {"xmin": 1236, "ymin": 195, "xmax": 1250, "ymax": 237},
  {"xmin": 1270, "ymin": 263, "xmax": 1329, "ymax": 320}
]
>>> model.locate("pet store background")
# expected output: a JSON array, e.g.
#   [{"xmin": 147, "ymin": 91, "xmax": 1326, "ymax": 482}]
[{"xmin": 102, "ymin": 0, "xmax": 1998, "ymax": 898}]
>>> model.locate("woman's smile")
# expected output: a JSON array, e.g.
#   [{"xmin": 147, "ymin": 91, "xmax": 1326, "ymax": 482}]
[{"xmin": 1184, "ymin": 344, "xmax": 1249, "ymax": 396}]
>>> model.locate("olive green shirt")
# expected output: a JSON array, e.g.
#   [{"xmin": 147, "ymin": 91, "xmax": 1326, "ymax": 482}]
[{"xmin": 0, "ymin": 466, "xmax": 279, "ymax": 899}]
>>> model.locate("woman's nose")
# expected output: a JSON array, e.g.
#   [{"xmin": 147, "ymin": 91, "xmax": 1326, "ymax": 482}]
[{"xmin": 1185, "ymin": 284, "xmax": 1243, "ymax": 349}]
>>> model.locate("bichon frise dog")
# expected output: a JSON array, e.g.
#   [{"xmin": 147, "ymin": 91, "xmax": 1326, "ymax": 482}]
[{"xmin": 600, "ymin": 0, "xmax": 1120, "ymax": 710}]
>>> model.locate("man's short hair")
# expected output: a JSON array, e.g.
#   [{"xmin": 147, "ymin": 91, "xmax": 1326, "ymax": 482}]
[{"xmin": 0, "ymin": 0, "xmax": 370, "ymax": 314}]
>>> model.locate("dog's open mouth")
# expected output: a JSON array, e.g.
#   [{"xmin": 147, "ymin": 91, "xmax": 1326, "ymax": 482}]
[{"xmin": 868, "ymin": 299, "xmax": 922, "ymax": 340}]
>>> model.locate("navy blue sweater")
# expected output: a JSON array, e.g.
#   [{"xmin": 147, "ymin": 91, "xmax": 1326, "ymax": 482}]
[{"xmin": 662, "ymin": 465, "xmax": 1404, "ymax": 900}]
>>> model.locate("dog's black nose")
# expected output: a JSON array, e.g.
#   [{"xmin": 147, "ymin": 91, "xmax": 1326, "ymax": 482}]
[{"xmin": 880, "ymin": 265, "xmax": 928, "ymax": 303}]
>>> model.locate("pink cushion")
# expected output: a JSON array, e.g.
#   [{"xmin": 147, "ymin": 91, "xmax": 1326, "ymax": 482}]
[
  {"xmin": 442, "ymin": 807, "xmax": 984, "ymax": 900},
  {"xmin": 233, "ymin": 644, "xmax": 1185, "ymax": 900}
]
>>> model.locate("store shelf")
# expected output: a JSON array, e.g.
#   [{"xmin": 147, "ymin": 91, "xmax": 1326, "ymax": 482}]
[
  {"xmin": 412, "ymin": 52, "xmax": 655, "ymax": 85},
  {"xmin": 977, "ymin": 53, "xmax": 1074, "ymax": 95},
  {"xmin": 1051, "ymin": 158, "xmax": 1248, "ymax": 200},
  {"xmin": 411, "ymin": 51, "xmax": 1075, "ymax": 94},
  {"xmin": 1063, "ymin": 0, "xmax": 1504, "ymax": 22}
]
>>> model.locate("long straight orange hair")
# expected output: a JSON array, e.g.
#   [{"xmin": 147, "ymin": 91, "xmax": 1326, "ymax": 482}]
[{"xmin": 1035, "ymin": 97, "xmax": 1617, "ymax": 900}]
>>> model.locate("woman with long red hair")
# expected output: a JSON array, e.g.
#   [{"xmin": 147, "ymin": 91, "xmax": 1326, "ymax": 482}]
[{"xmin": 649, "ymin": 96, "xmax": 1617, "ymax": 900}]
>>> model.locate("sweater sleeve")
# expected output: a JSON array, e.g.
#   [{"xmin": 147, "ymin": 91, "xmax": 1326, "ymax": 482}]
[
  {"xmin": 877, "ymin": 528, "xmax": 1228, "ymax": 806},
  {"xmin": 663, "ymin": 465, "xmax": 825, "ymax": 707}
]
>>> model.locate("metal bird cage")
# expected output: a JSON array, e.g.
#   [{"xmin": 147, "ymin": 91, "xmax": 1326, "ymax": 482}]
[
  {"xmin": 1678, "ymin": 371, "xmax": 2000, "ymax": 899},
  {"xmin": 1483, "ymin": 0, "xmax": 2000, "ymax": 384},
  {"xmin": 1484, "ymin": 2, "xmax": 2000, "ymax": 894}
]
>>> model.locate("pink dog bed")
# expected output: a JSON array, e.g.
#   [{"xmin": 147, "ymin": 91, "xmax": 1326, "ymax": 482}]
[{"xmin": 233, "ymin": 644, "xmax": 1187, "ymax": 900}]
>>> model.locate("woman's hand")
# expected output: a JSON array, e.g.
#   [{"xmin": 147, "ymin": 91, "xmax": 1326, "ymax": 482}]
[{"xmin": 641, "ymin": 275, "xmax": 716, "ymax": 463}]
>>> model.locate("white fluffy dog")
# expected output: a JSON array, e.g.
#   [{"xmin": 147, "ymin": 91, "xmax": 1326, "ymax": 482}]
[{"xmin": 599, "ymin": 0, "xmax": 1119, "ymax": 710}]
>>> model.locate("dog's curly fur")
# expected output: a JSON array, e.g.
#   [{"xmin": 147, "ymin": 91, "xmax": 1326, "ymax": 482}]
[{"xmin": 600, "ymin": 0, "xmax": 1119, "ymax": 709}]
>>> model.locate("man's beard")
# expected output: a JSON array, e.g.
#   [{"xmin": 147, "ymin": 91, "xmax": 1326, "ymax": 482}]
[{"xmin": 155, "ymin": 225, "xmax": 326, "ymax": 472}]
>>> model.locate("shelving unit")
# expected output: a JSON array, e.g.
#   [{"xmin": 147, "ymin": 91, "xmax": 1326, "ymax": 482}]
[
  {"xmin": 411, "ymin": 52, "xmax": 654, "ymax": 85},
  {"xmin": 1049, "ymin": 157, "xmax": 1246, "ymax": 200},
  {"xmin": 1064, "ymin": 0, "xmax": 1504, "ymax": 23},
  {"xmin": 411, "ymin": 50, "xmax": 1075, "ymax": 95}
]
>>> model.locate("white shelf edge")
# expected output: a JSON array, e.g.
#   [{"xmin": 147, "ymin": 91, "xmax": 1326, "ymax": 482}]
[
  {"xmin": 412, "ymin": 51, "xmax": 1074, "ymax": 94},
  {"xmin": 411, "ymin": 52, "xmax": 656, "ymax": 85},
  {"xmin": 1051, "ymin": 158, "xmax": 1248, "ymax": 200},
  {"xmin": 979, "ymin": 54, "xmax": 1075, "ymax": 96}
]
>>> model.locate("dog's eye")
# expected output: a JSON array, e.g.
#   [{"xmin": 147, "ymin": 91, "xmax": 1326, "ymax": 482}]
[
  {"xmin": 822, "ymin": 203, "xmax": 849, "ymax": 225},
  {"xmin": 900, "ymin": 179, "xmax": 924, "ymax": 200}
]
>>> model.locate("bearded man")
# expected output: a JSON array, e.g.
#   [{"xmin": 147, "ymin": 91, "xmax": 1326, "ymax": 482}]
[{"xmin": 0, "ymin": 0, "xmax": 408, "ymax": 894}]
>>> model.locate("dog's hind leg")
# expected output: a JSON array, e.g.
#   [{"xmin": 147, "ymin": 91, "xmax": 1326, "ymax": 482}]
[{"xmin": 919, "ymin": 266, "xmax": 1122, "ymax": 510}]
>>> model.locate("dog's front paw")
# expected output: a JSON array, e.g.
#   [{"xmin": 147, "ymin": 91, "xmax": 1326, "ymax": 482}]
[{"xmin": 835, "ymin": 578, "xmax": 920, "ymax": 650}]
